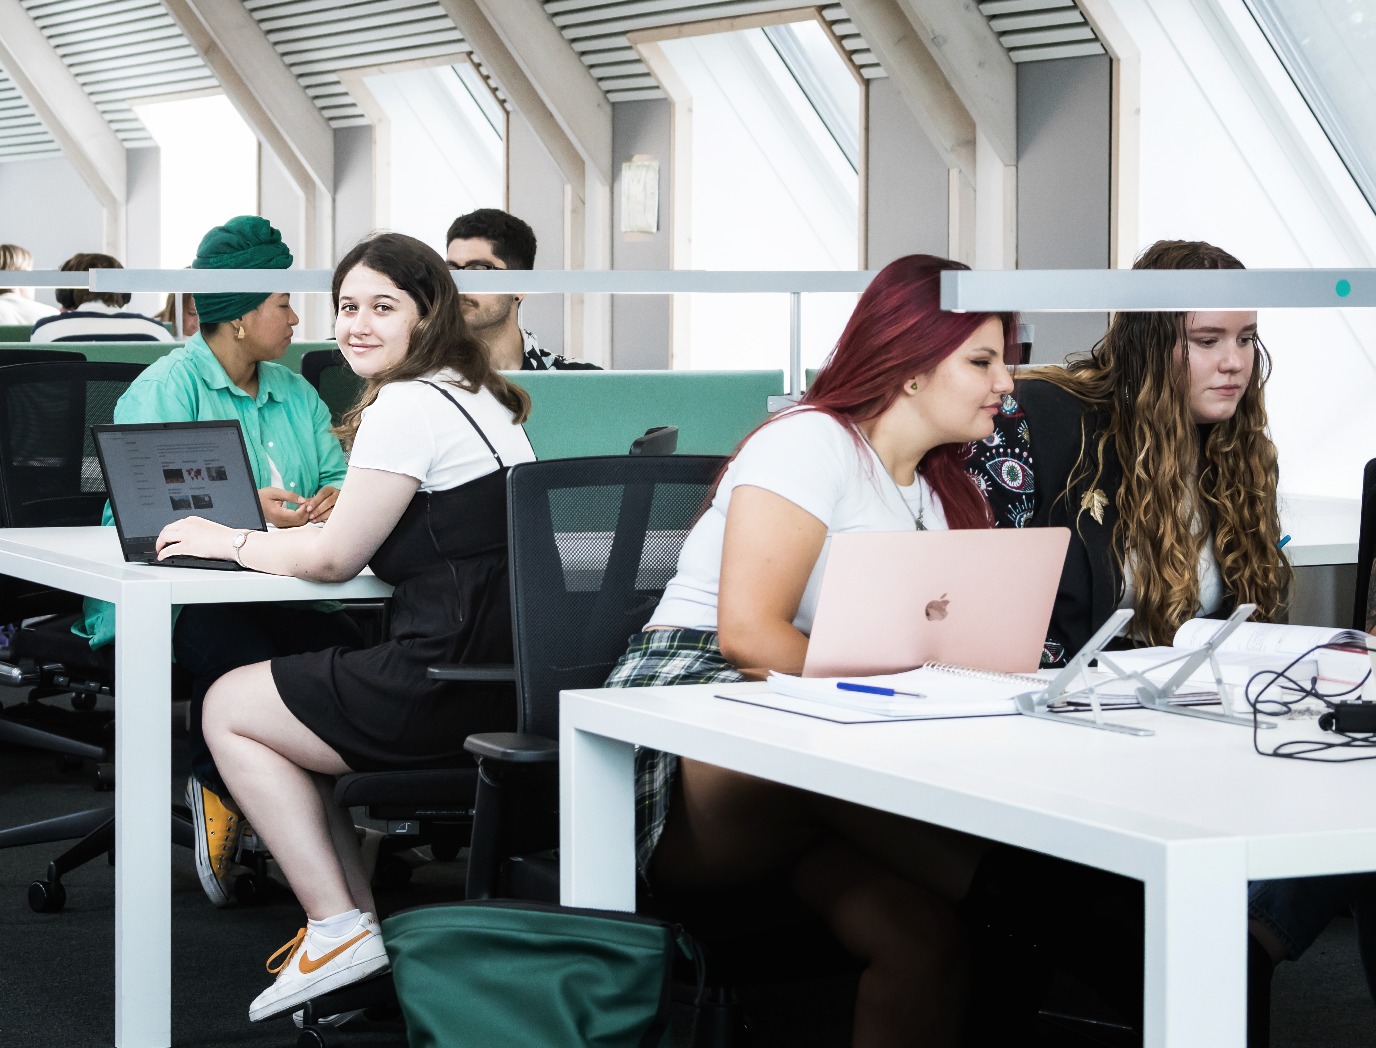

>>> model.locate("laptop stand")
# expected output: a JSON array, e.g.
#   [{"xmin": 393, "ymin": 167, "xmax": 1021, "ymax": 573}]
[
  {"xmin": 1014, "ymin": 610, "xmax": 1155, "ymax": 736},
  {"xmin": 1097, "ymin": 603, "xmax": 1276, "ymax": 730}
]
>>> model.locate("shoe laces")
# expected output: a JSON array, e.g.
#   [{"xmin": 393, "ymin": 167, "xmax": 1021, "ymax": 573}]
[{"xmin": 266, "ymin": 929, "xmax": 307, "ymax": 975}]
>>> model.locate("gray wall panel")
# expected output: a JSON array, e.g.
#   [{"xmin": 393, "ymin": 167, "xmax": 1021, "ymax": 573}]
[
  {"xmin": 507, "ymin": 111, "xmax": 566, "ymax": 356},
  {"xmin": 865, "ymin": 77, "xmax": 948, "ymax": 268},
  {"xmin": 611, "ymin": 98, "xmax": 672, "ymax": 370},
  {"xmin": 1016, "ymin": 54, "xmax": 1110, "ymax": 364}
]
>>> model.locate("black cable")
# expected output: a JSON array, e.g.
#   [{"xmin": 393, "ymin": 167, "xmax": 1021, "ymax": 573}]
[{"xmin": 1238, "ymin": 642, "xmax": 1376, "ymax": 763}]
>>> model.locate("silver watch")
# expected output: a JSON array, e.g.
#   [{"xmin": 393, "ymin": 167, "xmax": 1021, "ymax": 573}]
[{"xmin": 231, "ymin": 530, "xmax": 249, "ymax": 566}]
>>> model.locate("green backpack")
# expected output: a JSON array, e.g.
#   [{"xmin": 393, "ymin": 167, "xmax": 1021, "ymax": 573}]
[{"xmin": 383, "ymin": 899, "xmax": 702, "ymax": 1047}]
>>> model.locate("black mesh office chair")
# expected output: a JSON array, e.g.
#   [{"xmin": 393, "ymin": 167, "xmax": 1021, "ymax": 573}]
[
  {"xmin": 301, "ymin": 347, "xmax": 363, "ymax": 427},
  {"xmin": 0, "ymin": 361, "xmax": 195, "ymax": 912},
  {"xmin": 0, "ymin": 347, "xmax": 87, "ymax": 365},
  {"xmin": 1352, "ymin": 458, "xmax": 1376, "ymax": 632},
  {"xmin": 458, "ymin": 454, "xmax": 723, "ymax": 899}
]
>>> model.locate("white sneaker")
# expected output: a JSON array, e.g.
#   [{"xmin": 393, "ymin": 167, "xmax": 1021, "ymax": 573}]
[{"xmin": 249, "ymin": 912, "xmax": 389, "ymax": 1022}]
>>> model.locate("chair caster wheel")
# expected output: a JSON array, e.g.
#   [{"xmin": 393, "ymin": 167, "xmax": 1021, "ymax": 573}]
[
  {"xmin": 71, "ymin": 692, "xmax": 97, "ymax": 711},
  {"xmin": 95, "ymin": 763, "xmax": 115, "ymax": 791},
  {"xmin": 296, "ymin": 1027, "xmax": 327, "ymax": 1047},
  {"xmin": 29, "ymin": 879, "xmax": 66, "ymax": 913},
  {"xmin": 376, "ymin": 854, "xmax": 412, "ymax": 888},
  {"xmin": 234, "ymin": 870, "xmax": 277, "ymax": 905}
]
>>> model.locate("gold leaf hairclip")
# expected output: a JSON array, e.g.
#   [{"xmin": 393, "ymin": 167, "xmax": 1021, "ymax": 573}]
[{"xmin": 1080, "ymin": 488, "xmax": 1108, "ymax": 525}]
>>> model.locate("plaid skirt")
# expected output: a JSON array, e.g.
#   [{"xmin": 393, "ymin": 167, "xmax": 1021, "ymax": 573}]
[{"xmin": 603, "ymin": 628, "xmax": 744, "ymax": 876}]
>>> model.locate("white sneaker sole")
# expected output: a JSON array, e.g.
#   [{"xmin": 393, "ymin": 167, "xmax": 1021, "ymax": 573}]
[
  {"xmin": 249, "ymin": 949, "xmax": 391, "ymax": 1022},
  {"xmin": 185, "ymin": 781, "xmax": 233, "ymax": 908}
]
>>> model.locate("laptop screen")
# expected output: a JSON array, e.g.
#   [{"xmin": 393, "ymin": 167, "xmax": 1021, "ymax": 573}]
[{"xmin": 93, "ymin": 421, "xmax": 265, "ymax": 546}]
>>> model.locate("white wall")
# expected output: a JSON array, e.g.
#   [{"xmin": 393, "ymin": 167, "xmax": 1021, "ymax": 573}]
[
  {"xmin": 1112, "ymin": 0, "xmax": 1376, "ymax": 500},
  {"xmin": 0, "ymin": 155, "xmax": 105, "ymax": 310}
]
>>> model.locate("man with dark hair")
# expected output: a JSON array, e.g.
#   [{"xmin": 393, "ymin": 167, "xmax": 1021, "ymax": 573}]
[
  {"xmin": 445, "ymin": 208, "xmax": 600, "ymax": 371},
  {"xmin": 31, "ymin": 252, "xmax": 174, "ymax": 343}
]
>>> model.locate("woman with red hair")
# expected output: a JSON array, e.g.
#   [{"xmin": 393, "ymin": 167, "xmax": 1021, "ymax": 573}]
[{"xmin": 603, "ymin": 254, "xmax": 1018, "ymax": 1046}]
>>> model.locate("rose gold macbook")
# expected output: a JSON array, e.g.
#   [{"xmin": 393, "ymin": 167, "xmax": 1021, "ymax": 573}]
[{"xmin": 802, "ymin": 528, "xmax": 1071, "ymax": 677}]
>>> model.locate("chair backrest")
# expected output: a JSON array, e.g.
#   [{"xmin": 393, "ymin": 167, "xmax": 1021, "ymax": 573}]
[
  {"xmin": 506, "ymin": 455, "xmax": 725, "ymax": 739},
  {"xmin": 628, "ymin": 425, "xmax": 678, "ymax": 455},
  {"xmin": 301, "ymin": 347, "xmax": 363, "ymax": 426},
  {"xmin": 1353, "ymin": 458, "xmax": 1376, "ymax": 631},
  {"xmin": 0, "ymin": 347, "xmax": 87, "ymax": 365},
  {"xmin": 0, "ymin": 361, "xmax": 147, "ymax": 528}
]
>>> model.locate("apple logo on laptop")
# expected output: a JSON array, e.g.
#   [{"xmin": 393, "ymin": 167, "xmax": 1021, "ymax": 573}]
[{"xmin": 925, "ymin": 593, "xmax": 950, "ymax": 621}]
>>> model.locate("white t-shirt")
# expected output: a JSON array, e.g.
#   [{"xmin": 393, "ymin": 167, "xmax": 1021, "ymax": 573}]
[
  {"xmin": 348, "ymin": 368, "xmax": 535, "ymax": 490},
  {"xmin": 0, "ymin": 291, "xmax": 57, "ymax": 326},
  {"xmin": 650, "ymin": 409, "xmax": 947, "ymax": 634}
]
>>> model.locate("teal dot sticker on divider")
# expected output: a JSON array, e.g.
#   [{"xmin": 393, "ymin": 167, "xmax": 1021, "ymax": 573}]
[{"xmin": 1336, "ymin": 278, "xmax": 1352, "ymax": 297}]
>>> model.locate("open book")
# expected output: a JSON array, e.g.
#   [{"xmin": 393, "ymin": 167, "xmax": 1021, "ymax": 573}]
[{"xmin": 1172, "ymin": 618, "xmax": 1369, "ymax": 686}]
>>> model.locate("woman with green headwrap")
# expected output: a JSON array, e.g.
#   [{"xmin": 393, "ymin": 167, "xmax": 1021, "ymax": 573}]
[{"xmin": 74, "ymin": 215, "xmax": 363, "ymax": 911}]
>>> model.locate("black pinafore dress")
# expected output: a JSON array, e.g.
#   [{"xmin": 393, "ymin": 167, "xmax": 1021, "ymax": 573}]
[{"xmin": 272, "ymin": 382, "xmax": 519, "ymax": 771}]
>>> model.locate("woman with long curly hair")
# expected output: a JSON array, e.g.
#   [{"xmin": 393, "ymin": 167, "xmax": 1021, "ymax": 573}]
[{"xmin": 972, "ymin": 239, "xmax": 1291, "ymax": 665}]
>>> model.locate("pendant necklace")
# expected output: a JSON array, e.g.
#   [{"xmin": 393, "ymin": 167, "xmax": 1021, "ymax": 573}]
[{"xmin": 860, "ymin": 431, "xmax": 927, "ymax": 530}]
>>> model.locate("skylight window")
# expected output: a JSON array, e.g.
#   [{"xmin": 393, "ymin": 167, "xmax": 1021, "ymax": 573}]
[{"xmin": 1245, "ymin": 0, "xmax": 1376, "ymax": 211}]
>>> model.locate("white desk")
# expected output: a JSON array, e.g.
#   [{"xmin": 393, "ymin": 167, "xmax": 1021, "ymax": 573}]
[
  {"xmin": 0, "ymin": 526, "xmax": 392, "ymax": 1048},
  {"xmin": 560, "ymin": 681, "xmax": 1376, "ymax": 1048},
  {"xmin": 1281, "ymin": 494, "xmax": 1359, "ymax": 567}
]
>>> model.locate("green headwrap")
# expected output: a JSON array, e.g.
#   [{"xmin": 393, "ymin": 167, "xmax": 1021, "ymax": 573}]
[{"xmin": 191, "ymin": 216, "xmax": 293, "ymax": 325}]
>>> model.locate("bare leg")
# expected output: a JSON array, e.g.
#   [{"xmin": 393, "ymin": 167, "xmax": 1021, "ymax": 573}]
[
  {"xmin": 312, "ymin": 774, "xmax": 376, "ymax": 916},
  {"xmin": 656, "ymin": 759, "xmax": 986, "ymax": 900},
  {"xmin": 203, "ymin": 662, "xmax": 355, "ymax": 920},
  {"xmin": 651, "ymin": 760, "xmax": 972, "ymax": 1044},
  {"xmin": 791, "ymin": 838, "xmax": 968, "ymax": 1048}
]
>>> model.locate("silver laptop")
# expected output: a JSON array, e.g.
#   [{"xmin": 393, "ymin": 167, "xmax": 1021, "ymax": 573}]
[{"xmin": 92, "ymin": 420, "xmax": 265, "ymax": 570}]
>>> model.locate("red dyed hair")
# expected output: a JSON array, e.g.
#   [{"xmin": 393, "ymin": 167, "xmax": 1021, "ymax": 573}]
[{"xmin": 799, "ymin": 254, "xmax": 1018, "ymax": 529}]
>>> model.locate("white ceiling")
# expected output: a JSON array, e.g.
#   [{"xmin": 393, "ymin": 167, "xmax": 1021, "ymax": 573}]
[{"xmin": 0, "ymin": 0, "xmax": 1102, "ymax": 162}]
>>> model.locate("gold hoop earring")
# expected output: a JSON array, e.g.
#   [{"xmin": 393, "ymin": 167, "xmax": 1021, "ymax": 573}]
[{"xmin": 234, "ymin": 325, "xmax": 246, "ymax": 341}]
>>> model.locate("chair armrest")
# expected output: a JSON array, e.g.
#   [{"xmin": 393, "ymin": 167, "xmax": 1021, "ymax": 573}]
[
  {"xmin": 426, "ymin": 663, "xmax": 516, "ymax": 683},
  {"xmin": 464, "ymin": 731, "xmax": 558, "ymax": 764}
]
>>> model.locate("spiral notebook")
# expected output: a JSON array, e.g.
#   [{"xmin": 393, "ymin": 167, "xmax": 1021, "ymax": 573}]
[
  {"xmin": 802, "ymin": 528, "xmax": 1071, "ymax": 678},
  {"xmin": 742, "ymin": 663, "xmax": 1049, "ymax": 723}
]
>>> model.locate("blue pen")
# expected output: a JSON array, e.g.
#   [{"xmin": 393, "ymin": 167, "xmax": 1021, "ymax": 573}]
[
  {"xmin": 837, "ymin": 682, "xmax": 926, "ymax": 699},
  {"xmin": 1277, "ymin": 534, "xmax": 1292, "ymax": 550}
]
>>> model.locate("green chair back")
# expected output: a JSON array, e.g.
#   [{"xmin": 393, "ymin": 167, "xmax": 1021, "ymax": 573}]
[
  {"xmin": 508, "ymin": 370, "xmax": 782, "ymax": 459},
  {"xmin": 0, "ymin": 324, "xmax": 32, "ymax": 343}
]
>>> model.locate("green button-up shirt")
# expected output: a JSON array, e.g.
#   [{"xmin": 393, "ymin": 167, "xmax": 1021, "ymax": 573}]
[{"xmin": 76, "ymin": 334, "xmax": 349, "ymax": 648}]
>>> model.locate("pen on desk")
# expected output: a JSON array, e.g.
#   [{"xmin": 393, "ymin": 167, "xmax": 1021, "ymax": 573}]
[
  {"xmin": 837, "ymin": 682, "xmax": 926, "ymax": 699},
  {"xmin": 1277, "ymin": 534, "xmax": 1292, "ymax": 550}
]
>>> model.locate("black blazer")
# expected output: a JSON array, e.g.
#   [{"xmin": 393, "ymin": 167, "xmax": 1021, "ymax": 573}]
[{"xmin": 975, "ymin": 378, "xmax": 1122, "ymax": 665}]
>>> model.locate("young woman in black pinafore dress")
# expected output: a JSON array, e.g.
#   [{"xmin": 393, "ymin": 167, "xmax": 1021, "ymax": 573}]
[{"xmin": 155, "ymin": 232, "xmax": 534, "ymax": 1022}]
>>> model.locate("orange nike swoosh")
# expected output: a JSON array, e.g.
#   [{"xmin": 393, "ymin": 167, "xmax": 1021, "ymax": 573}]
[{"xmin": 299, "ymin": 930, "xmax": 370, "ymax": 974}]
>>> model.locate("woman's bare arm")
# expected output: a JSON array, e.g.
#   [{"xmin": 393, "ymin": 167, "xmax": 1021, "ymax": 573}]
[
  {"xmin": 155, "ymin": 465, "xmax": 421, "ymax": 582},
  {"xmin": 716, "ymin": 485, "xmax": 827, "ymax": 675}
]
